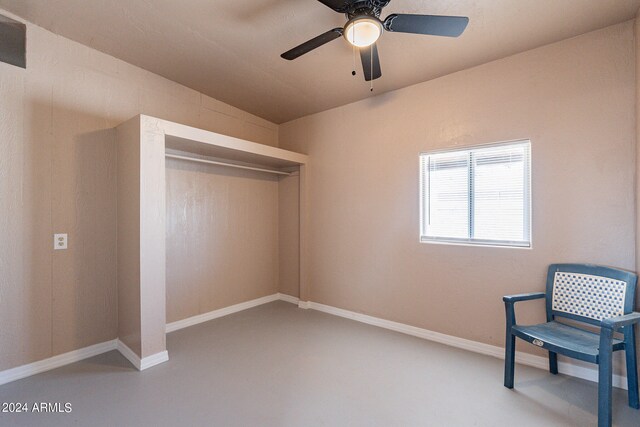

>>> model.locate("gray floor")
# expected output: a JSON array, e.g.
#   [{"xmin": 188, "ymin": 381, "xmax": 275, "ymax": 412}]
[{"xmin": 0, "ymin": 301, "xmax": 639, "ymax": 426}]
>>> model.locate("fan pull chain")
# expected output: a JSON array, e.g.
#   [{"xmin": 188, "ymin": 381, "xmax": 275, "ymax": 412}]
[
  {"xmin": 352, "ymin": 44, "xmax": 356, "ymax": 76},
  {"xmin": 370, "ymin": 46, "xmax": 374, "ymax": 92}
]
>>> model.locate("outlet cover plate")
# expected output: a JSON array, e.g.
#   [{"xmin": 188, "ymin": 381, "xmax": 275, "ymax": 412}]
[{"xmin": 54, "ymin": 233, "xmax": 68, "ymax": 250}]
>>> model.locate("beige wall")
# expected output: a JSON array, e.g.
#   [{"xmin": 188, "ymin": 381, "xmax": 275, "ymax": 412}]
[
  {"xmin": 166, "ymin": 159, "xmax": 280, "ymax": 323},
  {"xmin": 280, "ymin": 21, "xmax": 636, "ymax": 359},
  {"xmin": 0, "ymin": 10, "xmax": 278, "ymax": 371}
]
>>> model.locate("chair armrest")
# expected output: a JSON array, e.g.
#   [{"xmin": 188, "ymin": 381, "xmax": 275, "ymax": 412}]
[
  {"xmin": 503, "ymin": 292, "xmax": 545, "ymax": 330},
  {"xmin": 601, "ymin": 312, "xmax": 640, "ymax": 331},
  {"xmin": 503, "ymin": 292, "xmax": 545, "ymax": 304}
]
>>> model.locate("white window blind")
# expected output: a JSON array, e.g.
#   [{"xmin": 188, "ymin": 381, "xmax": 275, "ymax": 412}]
[{"xmin": 420, "ymin": 140, "xmax": 531, "ymax": 247}]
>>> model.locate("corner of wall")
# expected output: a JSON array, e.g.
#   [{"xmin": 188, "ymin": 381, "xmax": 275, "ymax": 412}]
[{"xmin": 115, "ymin": 116, "xmax": 142, "ymax": 357}]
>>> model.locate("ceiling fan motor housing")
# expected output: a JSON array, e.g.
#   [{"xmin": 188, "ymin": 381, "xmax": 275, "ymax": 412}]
[{"xmin": 345, "ymin": 0, "xmax": 390, "ymax": 19}]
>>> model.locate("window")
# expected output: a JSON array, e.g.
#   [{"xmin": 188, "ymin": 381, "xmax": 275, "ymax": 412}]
[{"xmin": 419, "ymin": 140, "xmax": 531, "ymax": 247}]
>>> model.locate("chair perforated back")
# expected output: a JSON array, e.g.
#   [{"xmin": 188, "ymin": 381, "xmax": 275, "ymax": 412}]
[{"xmin": 545, "ymin": 264, "xmax": 637, "ymax": 326}]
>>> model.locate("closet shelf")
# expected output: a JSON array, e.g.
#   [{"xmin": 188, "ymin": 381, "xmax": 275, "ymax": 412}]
[
  {"xmin": 156, "ymin": 116, "xmax": 308, "ymax": 170},
  {"xmin": 165, "ymin": 153, "xmax": 293, "ymax": 176}
]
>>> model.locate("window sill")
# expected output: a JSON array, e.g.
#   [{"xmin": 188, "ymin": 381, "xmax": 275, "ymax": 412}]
[{"xmin": 419, "ymin": 238, "xmax": 532, "ymax": 250}]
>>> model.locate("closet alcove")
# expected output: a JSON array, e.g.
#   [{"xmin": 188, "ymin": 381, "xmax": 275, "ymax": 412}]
[{"xmin": 115, "ymin": 115, "xmax": 308, "ymax": 368}]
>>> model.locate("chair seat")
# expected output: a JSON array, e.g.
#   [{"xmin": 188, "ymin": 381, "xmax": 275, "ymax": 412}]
[{"xmin": 512, "ymin": 321, "xmax": 624, "ymax": 364}]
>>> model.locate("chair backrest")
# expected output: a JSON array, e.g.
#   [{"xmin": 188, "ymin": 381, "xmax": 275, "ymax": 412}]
[{"xmin": 546, "ymin": 264, "xmax": 637, "ymax": 326}]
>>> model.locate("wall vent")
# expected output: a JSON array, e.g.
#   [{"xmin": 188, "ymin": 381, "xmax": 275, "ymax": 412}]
[{"xmin": 0, "ymin": 13, "xmax": 26, "ymax": 69}]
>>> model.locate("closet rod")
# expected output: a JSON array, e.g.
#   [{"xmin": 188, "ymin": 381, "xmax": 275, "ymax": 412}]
[{"xmin": 165, "ymin": 153, "xmax": 292, "ymax": 176}]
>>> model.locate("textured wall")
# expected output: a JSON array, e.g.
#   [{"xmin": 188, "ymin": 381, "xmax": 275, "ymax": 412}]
[
  {"xmin": 279, "ymin": 22, "xmax": 636, "ymax": 366},
  {"xmin": 165, "ymin": 159, "xmax": 280, "ymax": 323},
  {"xmin": 0, "ymin": 9, "xmax": 278, "ymax": 371}
]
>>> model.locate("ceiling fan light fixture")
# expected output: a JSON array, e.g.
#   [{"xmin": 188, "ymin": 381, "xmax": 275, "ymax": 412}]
[{"xmin": 344, "ymin": 16, "xmax": 382, "ymax": 47}]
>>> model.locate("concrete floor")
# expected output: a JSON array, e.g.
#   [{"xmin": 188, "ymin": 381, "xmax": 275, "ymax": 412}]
[{"xmin": 0, "ymin": 301, "xmax": 638, "ymax": 426}]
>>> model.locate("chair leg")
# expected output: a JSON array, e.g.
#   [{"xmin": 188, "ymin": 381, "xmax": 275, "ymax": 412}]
[
  {"xmin": 598, "ymin": 329, "xmax": 614, "ymax": 427},
  {"xmin": 624, "ymin": 327, "xmax": 639, "ymax": 409},
  {"xmin": 504, "ymin": 333, "xmax": 516, "ymax": 388},
  {"xmin": 549, "ymin": 351, "xmax": 558, "ymax": 375}
]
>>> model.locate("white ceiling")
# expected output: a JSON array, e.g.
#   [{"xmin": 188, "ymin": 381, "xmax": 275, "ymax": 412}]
[{"xmin": 1, "ymin": 0, "xmax": 639, "ymax": 123}]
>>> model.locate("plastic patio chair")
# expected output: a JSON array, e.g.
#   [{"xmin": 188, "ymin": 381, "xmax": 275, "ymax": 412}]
[{"xmin": 503, "ymin": 264, "xmax": 640, "ymax": 427}]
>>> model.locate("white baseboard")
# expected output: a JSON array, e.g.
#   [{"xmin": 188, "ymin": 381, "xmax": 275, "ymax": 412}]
[
  {"xmin": 166, "ymin": 294, "xmax": 282, "ymax": 333},
  {"xmin": 0, "ymin": 337, "xmax": 170, "ymax": 387},
  {"xmin": 306, "ymin": 301, "xmax": 628, "ymax": 390},
  {"xmin": 165, "ymin": 293, "xmax": 300, "ymax": 334},
  {"xmin": 116, "ymin": 339, "xmax": 169, "ymax": 371},
  {"xmin": 0, "ymin": 339, "xmax": 118, "ymax": 386},
  {"xmin": 297, "ymin": 300, "xmax": 311, "ymax": 309},
  {"xmin": 0, "ymin": 293, "xmax": 293, "ymax": 387},
  {"xmin": 278, "ymin": 293, "xmax": 300, "ymax": 304},
  {"xmin": 141, "ymin": 351, "xmax": 169, "ymax": 370},
  {"xmin": 116, "ymin": 340, "xmax": 142, "ymax": 370}
]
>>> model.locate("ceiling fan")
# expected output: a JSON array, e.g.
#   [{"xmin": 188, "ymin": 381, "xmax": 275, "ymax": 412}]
[{"xmin": 281, "ymin": 0, "xmax": 469, "ymax": 82}]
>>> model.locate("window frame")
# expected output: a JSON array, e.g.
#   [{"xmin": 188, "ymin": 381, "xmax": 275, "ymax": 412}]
[{"xmin": 419, "ymin": 139, "xmax": 532, "ymax": 249}]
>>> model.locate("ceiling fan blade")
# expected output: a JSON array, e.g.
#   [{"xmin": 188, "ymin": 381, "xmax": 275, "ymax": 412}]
[
  {"xmin": 359, "ymin": 43, "xmax": 381, "ymax": 81},
  {"xmin": 281, "ymin": 28, "xmax": 343, "ymax": 60},
  {"xmin": 384, "ymin": 14, "xmax": 469, "ymax": 37},
  {"xmin": 316, "ymin": 0, "xmax": 352, "ymax": 13}
]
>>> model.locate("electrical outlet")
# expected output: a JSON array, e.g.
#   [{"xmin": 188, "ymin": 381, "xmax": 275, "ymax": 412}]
[{"xmin": 54, "ymin": 233, "xmax": 68, "ymax": 250}]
